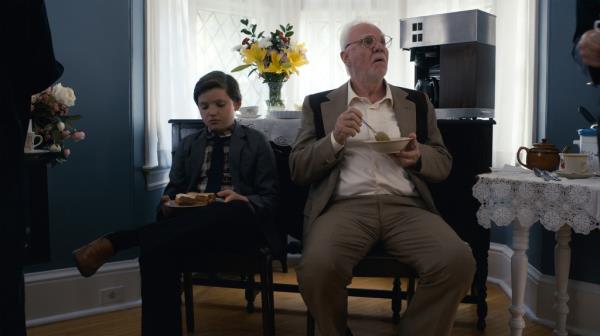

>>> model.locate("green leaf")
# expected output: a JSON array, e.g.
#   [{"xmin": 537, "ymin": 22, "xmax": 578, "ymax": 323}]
[
  {"xmin": 279, "ymin": 25, "xmax": 285, "ymax": 32},
  {"xmin": 285, "ymin": 31, "xmax": 293, "ymax": 37},
  {"xmin": 257, "ymin": 32, "xmax": 264, "ymax": 39},
  {"xmin": 65, "ymin": 115, "xmax": 82, "ymax": 121},
  {"xmin": 248, "ymin": 68, "xmax": 257, "ymax": 76},
  {"xmin": 251, "ymin": 24, "xmax": 256, "ymax": 34},
  {"xmin": 231, "ymin": 64, "xmax": 252, "ymax": 72},
  {"xmin": 241, "ymin": 18, "xmax": 248, "ymax": 25},
  {"xmin": 241, "ymin": 29, "xmax": 251, "ymax": 35}
]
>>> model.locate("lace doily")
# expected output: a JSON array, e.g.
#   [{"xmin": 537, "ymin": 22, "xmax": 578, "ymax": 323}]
[
  {"xmin": 238, "ymin": 117, "xmax": 301, "ymax": 146},
  {"xmin": 473, "ymin": 168, "xmax": 600, "ymax": 234}
]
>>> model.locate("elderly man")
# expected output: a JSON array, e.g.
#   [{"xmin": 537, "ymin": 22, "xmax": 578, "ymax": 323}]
[{"xmin": 289, "ymin": 20, "xmax": 475, "ymax": 336}]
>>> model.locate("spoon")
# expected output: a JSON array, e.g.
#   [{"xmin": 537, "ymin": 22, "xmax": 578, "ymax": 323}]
[
  {"xmin": 361, "ymin": 119, "xmax": 390, "ymax": 141},
  {"xmin": 533, "ymin": 168, "xmax": 550, "ymax": 181}
]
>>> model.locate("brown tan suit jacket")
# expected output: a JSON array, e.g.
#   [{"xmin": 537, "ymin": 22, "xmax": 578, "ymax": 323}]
[{"xmin": 289, "ymin": 82, "xmax": 452, "ymax": 237}]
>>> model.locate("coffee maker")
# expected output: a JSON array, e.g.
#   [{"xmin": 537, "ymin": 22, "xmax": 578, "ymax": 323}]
[
  {"xmin": 400, "ymin": 9, "xmax": 495, "ymax": 119},
  {"xmin": 399, "ymin": 9, "xmax": 496, "ymax": 331}
]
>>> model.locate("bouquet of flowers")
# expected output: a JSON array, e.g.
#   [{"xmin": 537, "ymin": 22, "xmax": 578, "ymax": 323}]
[
  {"xmin": 232, "ymin": 19, "xmax": 308, "ymax": 107},
  {"xmin": 31, "ymin": 83, "xmax": 85, "ymax": 163}
]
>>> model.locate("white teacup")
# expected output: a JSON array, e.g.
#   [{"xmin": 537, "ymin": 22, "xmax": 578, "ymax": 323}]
[
  {"xmin": 239, "ymin": 106, "xmax": 259, "ymax": 118},
  {"xmin": 559, "ymin": 153, "xmax": 590, "ymax": 174},
  {"xmin": 24, "ymin": 132, "xmax": 43, "ymax": 152}
]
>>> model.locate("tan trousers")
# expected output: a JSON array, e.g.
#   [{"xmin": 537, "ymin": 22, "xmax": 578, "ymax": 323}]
[{"xmin": 296, "ymin": 195, "xmax": 476, "ymax": 336}]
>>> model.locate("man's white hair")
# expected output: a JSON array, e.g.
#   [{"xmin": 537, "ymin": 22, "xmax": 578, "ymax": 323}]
[{"xmin": 339, "ymin": 19, "xmax": 377, "ymax": 51}]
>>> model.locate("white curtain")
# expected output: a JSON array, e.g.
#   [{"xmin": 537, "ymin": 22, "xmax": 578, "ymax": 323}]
[
  {"xmin": 492, "ymin": 0, "xmax": 537, "ymax": 167},
  {"xmin": 146, "ymin": 0, "xmax": 197, "ymax": 169},
  {"xmin": 145, "ymin": 0, "xmax": 537, "ymax": 171}
]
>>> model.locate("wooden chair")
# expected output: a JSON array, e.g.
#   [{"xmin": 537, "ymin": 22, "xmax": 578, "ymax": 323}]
[
  {"xmin": 269, "ymin": 142, "xmax": 418, "ymax": 335},
  {"xmin": 181, "ymin": 250, "xmax": 275, "ymax": 336},
  {"xmin": 169, "ymin": 119, "xmax": 276, "ymax": 336}
]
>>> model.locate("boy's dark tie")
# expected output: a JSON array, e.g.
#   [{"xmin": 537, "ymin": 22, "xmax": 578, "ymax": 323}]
[{"xmin": 205, "ymin": 137, "xmax": 225, "ymax": 192}]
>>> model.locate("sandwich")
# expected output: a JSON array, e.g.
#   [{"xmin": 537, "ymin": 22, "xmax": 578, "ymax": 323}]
[{"xmin": 174, "ymin": 192, "xmax": 216, "ymax": 206}]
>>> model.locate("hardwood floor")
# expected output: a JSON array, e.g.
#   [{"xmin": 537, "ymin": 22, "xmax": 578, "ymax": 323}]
[{"xmin": 28, "ymin": 269, "xmax": 553, "ymax": 336}]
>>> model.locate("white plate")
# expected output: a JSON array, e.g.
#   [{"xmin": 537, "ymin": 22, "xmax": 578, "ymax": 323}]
[
  {"xmin": 363, "ymin": 137, "xmax": 412, "ymax": 154},
  {"xmin": 270, "ymin": 110, "xmax": 302, "ymax": 119},
  {"xmin": 556, "ymin": 171, "xmax": 594, "ymax": 179},
  {"xmin": 24, "ymin": 149, "xmax": 50, "ymax": 154},
  {"xmin": 165, "ymin": 200, "xmax": 207, "ymax": 208}
]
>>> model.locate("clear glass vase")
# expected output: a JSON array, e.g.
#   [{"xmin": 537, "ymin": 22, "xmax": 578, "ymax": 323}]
[{"xmin": 266, "ymin": 81, "xmax": 285, "ymax": 111}]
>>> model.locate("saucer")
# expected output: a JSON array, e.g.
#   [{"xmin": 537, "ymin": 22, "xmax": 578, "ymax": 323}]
[
  {"xmin": 556, "ymin": 171, "xmax": 594, "ymax": 179},
  {"xmin": 24, "ymin": 149, "xmax": 50, "ymax": 154},
  {"xmin": 238, "ymin": 114, "xmax": 259, "ymax": 119}
]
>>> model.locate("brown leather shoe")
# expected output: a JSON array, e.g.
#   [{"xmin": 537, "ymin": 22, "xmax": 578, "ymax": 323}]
[{"xmin": 73, "ymin": 237, "xmax": 114, "ymax": 277}]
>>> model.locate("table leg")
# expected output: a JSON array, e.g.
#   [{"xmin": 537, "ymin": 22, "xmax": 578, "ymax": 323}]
[
  {"xmin": 509, "ymin": 222, "xmax": 530, "ymax": 336},
  {"xmin": 553, "ymin": 225, "xmax": 571, "ymax": 336}
]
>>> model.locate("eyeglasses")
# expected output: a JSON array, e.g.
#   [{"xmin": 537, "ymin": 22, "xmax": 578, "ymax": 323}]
[{"xmin": 344, "ymin": 34, "xmax": 392, "ymax": 50}]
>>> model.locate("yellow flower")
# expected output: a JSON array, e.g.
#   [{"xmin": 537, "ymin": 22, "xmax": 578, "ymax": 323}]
[
  {"xmin": 232, "ymin": 20, "xmax": 308, "ymax": 82},
  {"xmin": 265, "ymin": 51, "xmax": 286, "ymax": 74},
  {"xmin": 286, "ymin": 43, "xmax": 309, "ymax": 74},
  {"xmin": 241, "ymin": 43, "xmax": 267, "ymax": 71}
]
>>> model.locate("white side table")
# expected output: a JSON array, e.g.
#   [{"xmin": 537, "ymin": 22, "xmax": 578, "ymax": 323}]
[{"xmin": 472, "ymin": 167, "xmax": 600, "ymax": 336}]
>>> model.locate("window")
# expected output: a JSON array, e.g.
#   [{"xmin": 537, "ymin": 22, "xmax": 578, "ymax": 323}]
[{"xmin": 145, "ymin": 0, "xmax": 537, "ymax": 188}]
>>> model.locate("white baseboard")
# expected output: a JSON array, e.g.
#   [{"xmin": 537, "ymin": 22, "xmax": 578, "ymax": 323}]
[
  {"xmin": 25, "ymin": 259, "xmax": 141, "ymax": 327},
  {"xmin": 488, "ymin": 243, "xmax": 600, "ymax": 336},
  {"xmin": 23, "ymin": 246, "xmax": 600, "ymax": 336}
]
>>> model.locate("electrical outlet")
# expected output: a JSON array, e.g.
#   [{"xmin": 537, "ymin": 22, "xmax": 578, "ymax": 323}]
[{"xmin": 99, "ymin": 286, "xmax": 125, "ymax": 305}]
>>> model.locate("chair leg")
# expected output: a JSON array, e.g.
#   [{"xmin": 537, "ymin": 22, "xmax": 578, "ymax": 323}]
[
  {"xmin": 259, "ymin": 252, "xmax": 275, "ymax": 336},
  {"xmin": 183, "ymin": 272, "xmax": 195, "ymax": 333},
  {"xmin": 245, "ymin": 273, "xmax": 257, "ymax": 313},
  {"xmin": 407, "ymin": 276, "xmax": 416, "ymax": 303},
  {"xmin": 306, "ymin": 311, "xmax": 315, "ymax": 336},
  {"xmin": 391, "ymin": 277, "xmax": 402, "ymax": 324}
]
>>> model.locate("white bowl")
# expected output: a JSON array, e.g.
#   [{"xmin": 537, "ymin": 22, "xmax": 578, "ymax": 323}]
[
  {"xmin": 364, "ymin": 137, "xmax": 412, "ymax": 153},
  {"xmin": 239, "ymin": 106, "xmax": 259, "ymax": 118}
]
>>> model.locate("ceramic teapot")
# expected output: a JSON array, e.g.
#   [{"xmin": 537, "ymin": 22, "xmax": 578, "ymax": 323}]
[{"xmin": 516, "ymin": 139, "xmax": 560, "ymax": 171}]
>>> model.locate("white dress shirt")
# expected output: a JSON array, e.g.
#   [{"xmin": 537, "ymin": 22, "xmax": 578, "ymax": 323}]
[{"xmin": 331, "ymin": 82, "xmax": 418, "ymax": 198}]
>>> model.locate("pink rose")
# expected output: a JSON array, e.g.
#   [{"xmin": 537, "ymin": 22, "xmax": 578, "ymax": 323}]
[
  {"xmin": 61, "ymin": 130, "xmax": 71, "ymax": 138},
  {"xmin": 71, "ymin": 131, "xmax": 86, "ymax": 142},
  {"xmin": 63, "ymin": 148, "xmax": 71, "ymax": 158}
]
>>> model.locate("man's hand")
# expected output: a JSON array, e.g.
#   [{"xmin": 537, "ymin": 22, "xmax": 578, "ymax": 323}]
[
  {"xmin": 579, "ymin": 29, "xmax": 600, "ymax": 67},
  {"xmin": 160, "ymin": 195, "xmax": 173, "ymax": 217},
  {"xmin": 217, "ymin": 189, "xmax": 249, "ymax": 203},
  {"xmin": 389, "ymin": 132, "xmax": 421, "ymax": 168},
  {"xmin": 333, "ymin": 107, "xmax": 363, "ymax": 145}
]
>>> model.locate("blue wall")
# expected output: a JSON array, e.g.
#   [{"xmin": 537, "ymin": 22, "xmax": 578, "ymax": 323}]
[
  {"xmin": 29, "ymin": 0, "xmax": 600, "ymax": 286},
  {"xmin": 26, "ymin": 0, "xmax": 162, "ymax": 272},
  {"xmin": 491, "ymin": 0, "xmax": 600, "ymax": 284}
]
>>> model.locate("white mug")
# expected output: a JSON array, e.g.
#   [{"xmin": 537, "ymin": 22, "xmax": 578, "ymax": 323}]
[
  {"xmin": 24, "ymin": 132, "xmax": 43, "ymax": 152},
  {"xmin": 239, "ymin": 106, "xmax": 259, "ymax": 118},
  {"xmin": 559, "ymin": 153, "xmax": 589, "ymax": 174}
]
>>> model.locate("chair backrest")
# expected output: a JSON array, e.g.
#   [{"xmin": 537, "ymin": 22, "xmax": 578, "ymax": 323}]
[
  {"xmin": 169, "ymin": 119, "xmax": 205, "ymax": 153},
  {"xmin": 269, "ymin": 142, "xmax": 308, "ymax": 242}
]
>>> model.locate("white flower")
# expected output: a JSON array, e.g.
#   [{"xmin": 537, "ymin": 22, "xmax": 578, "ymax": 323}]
[
  {"xmin": 49, "ymin": 144, "xmax": 62, "ymax": 152},
  {"xmin": 56, "ymin": 121, "xmax": 65, "ymax": 131},
  {"xmin": 51, "ymin": 83, "xmax": 76, "ymax": 107},
  {"xmin": 258, "ymin": 38, "xmax": 272, "ymax": 49}
]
